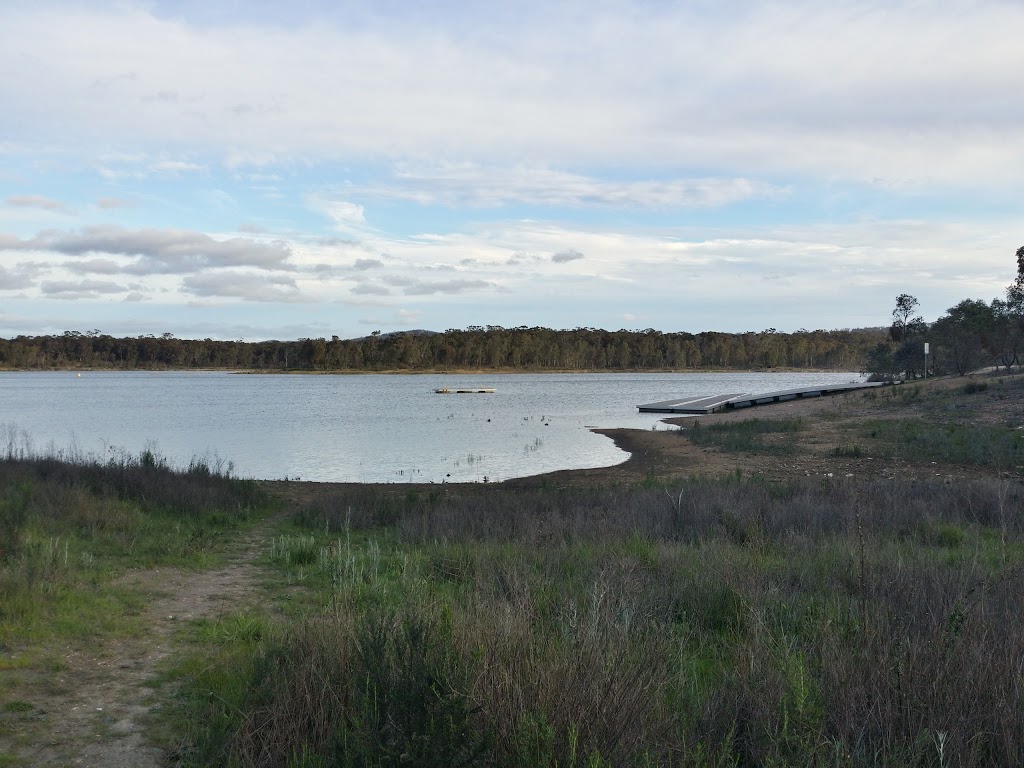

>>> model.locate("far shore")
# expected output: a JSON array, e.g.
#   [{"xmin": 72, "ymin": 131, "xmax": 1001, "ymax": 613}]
[{"xmin": 0, "ymin": 365, "xmax": 859, "ymax": 375}]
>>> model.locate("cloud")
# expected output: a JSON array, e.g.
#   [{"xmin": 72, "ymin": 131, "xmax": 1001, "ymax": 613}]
[
  {"xmin": 182, "ymin": 271, "xmax": 304, "ymax": 302},
  {"xmin": 11, "ymin": 226, "xmax": 292, "ymax": 273},
  {"xmin": 353, "ymin": 258, "xmax": 383, "ymax": 270},
  {"xmin": 6, "ymin": 194, "xmax": 67, "ymax": 212},
  {"xmin": 357, "ymin": 307, "xmax": 425, "ymax": 327},
  {"xmin": 0, "ymin": 263, "xmax": 42, "ymax": 291},
  {"xmin": 96, "ymin": 196, "xmax": 134, "ymax": 209},
  {"xmin": 40, "ymin": 279, "xmax": 133, "ymax": 298},
  {"xmin": 63, "ymin": 258, "xmax": 125, "ymax": 275},
  {"xmin": 401, "ymin": 279, "xmax": 492, "ymax": 296},
  {"xmin": 552, "ymin": 249, "xmax": 584, "ymax": 264},
  {"xmin": 316, "ymin": 236, "xmax": 360, "ymax": 247},
  {"xmin": 3, "ymin": 2, "xmax": 1023, "ymax": 186},
  {"xmin": 150, "ymin": 160, "xmax": 205, "ymax": 174},
  {"xmin": 322, "ymin": 201, "xmax": 366, "ymax": 226},
  {"xmin": 377, "ymin": 164, "xmax": 787, "ymax": 209},
  {"xmin": 91, "ymin": 154, "xmax": 206, "ymax": 180},
  {"xmin": 350, "ymin": 282, "xmax": 391, "ymax": 296}
]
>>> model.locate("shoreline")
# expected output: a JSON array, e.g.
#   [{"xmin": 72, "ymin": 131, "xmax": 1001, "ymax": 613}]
[
  {"xmin": 0, "ymin": 366, "xmax": 859, "ymax": 375},
  {"xmin": 262, "ymin": 426, "xmax": 694, "ymax": 496},
  {"xmin": 262, "ymin": 370, "xmax": 1024, "ymax": 494}
]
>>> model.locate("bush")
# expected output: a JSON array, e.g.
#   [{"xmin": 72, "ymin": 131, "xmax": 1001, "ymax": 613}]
[{"xmin": 211, "ymin": 610, "xmax": 488, "ymax": 768}]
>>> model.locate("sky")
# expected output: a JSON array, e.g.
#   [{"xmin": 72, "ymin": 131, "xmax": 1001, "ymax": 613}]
[{"xmin": 1, "ymin": 0, "xmax": 1022, "ymax": 341}]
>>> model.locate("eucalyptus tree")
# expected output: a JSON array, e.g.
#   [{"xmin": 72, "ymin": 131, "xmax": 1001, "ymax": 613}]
[{"xmin": 932, "ymin": 299, "xmax": 998, "ymax": 375}]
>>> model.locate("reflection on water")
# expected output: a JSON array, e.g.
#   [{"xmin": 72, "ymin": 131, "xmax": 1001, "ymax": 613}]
[{"xmin": 0, "ymin": 371, "xmax": 864, "ymax": 483}]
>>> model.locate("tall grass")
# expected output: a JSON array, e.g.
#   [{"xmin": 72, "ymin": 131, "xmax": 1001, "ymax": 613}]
[
  {"xmin": 0, "ymin": 442, "xmax": 267, "ymax": 642},
  {"xmin": 173, "ymin": 477, "xmax": 1024, "ymax": 766}
]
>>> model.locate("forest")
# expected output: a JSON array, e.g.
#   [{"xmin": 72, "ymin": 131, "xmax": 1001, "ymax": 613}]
[{"xmin": 0, "ymin": 326, "xmax": 885, "ymax": 372}]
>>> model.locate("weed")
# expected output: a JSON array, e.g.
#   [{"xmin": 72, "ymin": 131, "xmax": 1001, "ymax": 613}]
[
  {"xmin": 833, "ymin": 444, "xmax": 863, "ymax": 458},
  {"xmin": 0, "ymin": 449, "xmax": 270, "ymax": 645},
  {"xmin": 861, "ymin": 418, "xmax": 1024, "ymax": 466},
  {"xmin": 687, "ymin": 419, "xmax": 804, "ymax": 455}
]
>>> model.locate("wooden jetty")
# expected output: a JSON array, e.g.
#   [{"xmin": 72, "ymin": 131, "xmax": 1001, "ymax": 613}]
[
  {"xmin": 434, "ymin": 387, "xmax": 496, "ymax": 394},
  {"xmin": 637, "ymin": 381, "xmax": 895, "ymax": 414}
]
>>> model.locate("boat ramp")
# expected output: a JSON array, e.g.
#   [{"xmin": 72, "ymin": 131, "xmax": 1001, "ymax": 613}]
[{"xmin": 638, "ymin": 381, "xmax": 895, "ymax": 415}]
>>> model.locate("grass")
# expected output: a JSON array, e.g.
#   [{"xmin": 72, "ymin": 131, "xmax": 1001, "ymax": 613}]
[
  {"xmin": 685, "ymin": 418, "xmax": 805, "ymax": 455},
  {"xmin": 833, "ymin": 444, "xmax": 863, "ymax": 458},
  {"xmin": 0, "ymin": 449, "xmax": 268, "ymax": 646},
  {"xmin": 0, "ymin": 441, "xmax": 272, "ymax": 739},
  {"xmin": 0, "ymin": 444, "xmax": 275, "ymax": 766},
  {"xmin": 868, "ymin": 373, "xmax": 1024, "ymax": 420},
  {"xmin": 163, "ymin": 477, "xmax": 1024, "ymax": 767},
  {"xmin": 7, "ymin": 384, "xmax": 1024, "ymax": 766},
  {"xmin": 861, "ymin": 418, "xmax": 1024, "ymax": 467}
]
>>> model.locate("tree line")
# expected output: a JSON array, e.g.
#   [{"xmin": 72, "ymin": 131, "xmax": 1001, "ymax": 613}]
[
  {"xmin": 868, "ymin": 246, "xmax": 1024, "ymax": 378},
  {"xmin": 0, "ymin": 326, "xmax": 886, "ymax": 372}
]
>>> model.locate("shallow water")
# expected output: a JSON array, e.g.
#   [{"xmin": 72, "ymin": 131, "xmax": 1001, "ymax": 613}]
[{"xmin": 0, "ymin": 371, "xmax": 864, "ymax": 482}]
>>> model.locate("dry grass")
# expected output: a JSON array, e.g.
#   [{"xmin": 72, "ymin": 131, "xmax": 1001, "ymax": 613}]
[{"xmin": 171, "ymin": 475, "xmax": 1024, "ymax": 766}]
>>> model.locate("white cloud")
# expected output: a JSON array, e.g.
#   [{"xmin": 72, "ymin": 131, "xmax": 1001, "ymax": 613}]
[
  {"xmin": 96, "ymin": 197, "xmax": 135, "ymax": 209},
  {"xmin": 6, "ymin": 226, "xmax": 293, "ymax": 273},
  {"xmin": 40, "ymin": 278, "xmax": 134, "ymax": 298},
  {"xmin": 63, "ymin": 258, "xmax": 125, "ymax": 274},
  {"xmin": 6, "ymin": 194, "xmax": 68, "ymax": 212},
  {"xmin": 2, "ymin": 2, "xmax": 1022, "ymax": 184},
  {"xmin": 350, "ymin": 282, "xmax": 391, "ymax": 296},
  {"xmin": 1, "ymin": 0, "xmax": 1020, "ymax": 337},
  {"xmin": 321, "ymin": 201, "xmax": 366, "ymax": 226},
  {"xmin": 396, "ymin": 308, "xmax": 423, "ymax": 324},
  {"xmin": 181, "ymin": 271, "xmax": 304, "ymax": 302},
  {"xmin": 367, "ymin": 164, "xmax": 787, "ymax": 209},
  {"xmin": 399, "ymin": 278, "xmax": 493, "ymax": 296},
  {"xmin": 0, "ymin": 263, "xmax": 43, "ymax": 291},
  {"xmin": 0, "ymin": 209, "xmax": 1016, "ymax": 333},
  {"xmin": 150, "ymin": 160, "xmax": 205, "ymax": 174}
]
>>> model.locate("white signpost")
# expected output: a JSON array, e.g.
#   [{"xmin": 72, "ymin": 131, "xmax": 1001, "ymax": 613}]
[{"xmin": 924, "ymin": 342, "xmax": 929, "ymax": 379}]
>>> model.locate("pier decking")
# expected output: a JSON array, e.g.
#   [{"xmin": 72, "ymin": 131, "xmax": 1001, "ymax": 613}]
[
  {"xmin": 637, "ymin": 381, "xmax": 895, "ymax": 414},
  {"xmin": 636, "ymin": 393, "xmax": 749, "ymax": 414}
]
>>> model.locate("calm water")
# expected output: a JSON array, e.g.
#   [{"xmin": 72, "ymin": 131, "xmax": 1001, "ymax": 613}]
[{"xmin": 0, "ymin": 371, "xmax": 864, "ymax": 483}]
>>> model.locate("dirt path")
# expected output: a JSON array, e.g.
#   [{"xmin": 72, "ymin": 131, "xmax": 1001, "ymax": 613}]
[{"xmin": 7, "ymin": 521, "xmax": 274, "ymax": 767}]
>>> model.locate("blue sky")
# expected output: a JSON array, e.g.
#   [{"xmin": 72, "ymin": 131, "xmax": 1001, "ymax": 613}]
[{"xmin": 1, "ymin": 0, "xmax": 1022, "ymax": 340}]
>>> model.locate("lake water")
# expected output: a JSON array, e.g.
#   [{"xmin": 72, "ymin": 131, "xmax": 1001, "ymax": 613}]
[{"xmin": 0, "ymin": 371, "xmax": 864, "ymax": 483}]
